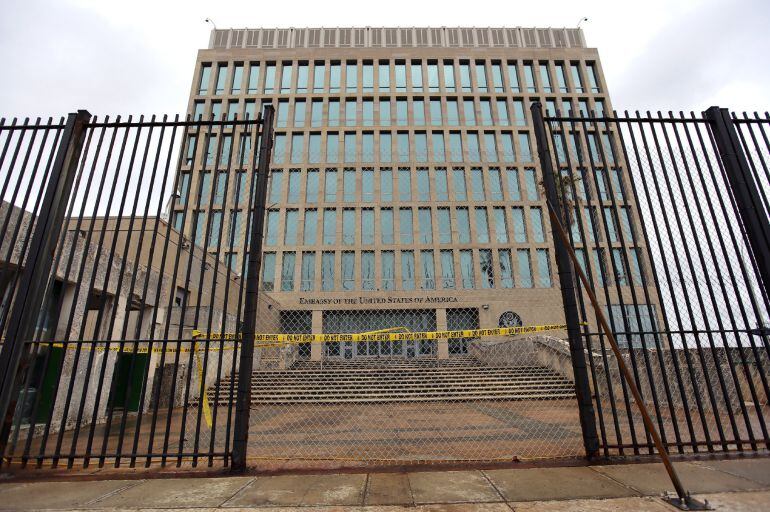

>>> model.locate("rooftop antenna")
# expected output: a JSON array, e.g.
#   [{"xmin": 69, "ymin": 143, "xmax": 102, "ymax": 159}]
[
  {"xmin": 205, "ymin": 18, "xmax": 217, "ymax": 30},
  {"xmin": 577, "ymin": 17, "xmax": 588, "ymax": 28}
]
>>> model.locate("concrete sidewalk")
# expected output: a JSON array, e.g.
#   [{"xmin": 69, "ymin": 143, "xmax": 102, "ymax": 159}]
[{"xmin": 1, "ymin": 457, "xmax": 769, "ymax": 510}]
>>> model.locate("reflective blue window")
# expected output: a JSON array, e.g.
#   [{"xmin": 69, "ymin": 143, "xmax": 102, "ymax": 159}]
[
  {"xmin": 418, "ymin": 208, "xmax": 433, "ymax": 243},
  {"xmin": 447, "ymin": 100, "xmax": 460, "ymax": 126},
  {"xmin": 449, "ymin": 133, "xmax": 463, "ymax": 162},
  {"xmin": 467, "ymin": 133, "xmax": 481, "ymax": 163},
  {"xmin": 300, "ymin": 252, "xmax": 315, "ymax": 291},
  {"xmin": 328, "ymin": 99, "xmax": 340, "ymax": 127},
  {"xmin": 443, "ymin": 62, "xmax": 455, "ymax": 91},
  {"xmin": 413, "ymin": 99, "xmax": 425, "ymax": 125},
  {"xmin": 329, "ymin": 63, "xmax": 341, "ymax": 92},
  {"xmin": 361, "ymin": 251, "xmax": 375, "ymax": 290},
  {"xmin": 507, "ymin": 63, "xmax": 520, "ymax": 92},
  {"xmin": 264, "ymin": 63, "xmax": 276, "ymax": 93},
  {"xmin": 463, "ymin": 99, "xmax": 476, "ymax": 126},
  {"xmin": 363, "ymin": 100, "xmax": 374, "ymax": 127},
  {"xmin": 343, "ymin": 169, "xmax": 356, "ymax": 202},
  {"xmin": 432, "ymin": 132, "xmax": 445, "ymax": 162},
  {"xmin": 381, "ymin": 250, "xmax": 395, "ymax": 290},
  {"xmin": 480, "ymin": 100, "xmax": 493, "ymax": 126},
  {"xmin": 518, "ymin": 249, "xmax": 533, "ymax": 288},
  {"xmin": 290, "ymin": 134, "xmax": 304, "ymax": 163},
  {"xmin": 484, "ymin": 133, "xmax": 497, "ymax": 163},
  {"xmin": 287, "ymin": 169, "xmax": 301, "ymax": 203},
  {"xmin": 215, "ymin": 65, "xmax": 227, "ymax": 94},
  {"xmin": 460, "ymin": 249, "xmax": 474, "ymax": 288},
  {"xmin": 501, "ymin": 133, "xmax": 515, "ymax": 162},
  {"xmin": 437, "ymin": 208, "xmax": 452, "ymax": 244},
  {"xmin": 378, "ymin": 62, "xmax": 390, "ymax": 91},
  {"xmin": 362, "ymin": 63, "xmax": 374, "ymax": 92},
  {"xmin": 399, "ymin": 207, "xmax": 413, "ymax": 244},
  {"xmin": 456, "ymin": 207, "xmax": 471, "ymax": 244},
  {"xmin": 531, "ymin": 207, "xmax": 545, "ymax": 242},
  {"xmin": 411, "ymin": 63, "xmax": 423, "ymax": 92},
  {"xmin": 344, "ymin": 132, "xmax": 356, "ymax": 162},
  {"xmin": 525, "ymin": 168, "xmax": 538, "ymax": 200},
  {"xmin": 417, "ymin": 168, "xmax": 430, "ymax": 201},
  {"xmin": 571, "ymin": 63, "xmax": 584, "ymax": 93},
  {"xmin": 324, "ymin": 169, "xmax": 337, "ymax": 202},
  {"xmin": 539, "ymin": 64, "xmax": 552, "ymax": 92},
  {"xmin": 421, "ymin": 250, "xmax": 435, "ymax": 289},
  {"xmin": 537, "ymin": 249, "xmax": 552, "ymax": 287},
  {"xmin": 401, "ymin": 250, "xmax": 416, "ymax": 290},
  {"xmin": 435, "ymin": 168, "xmax": 448, "ymax": 201},
  {"xmin": 272, "ymin": 134, "xmax": 285, "ymax": 164},
  {"xmin": 493, "ymin": 207, "xmax": 508, "ymax": 243},
  {"xmin": 459, "ymin": 63, "xmax": 472, "ymax": 92},
  {"xmin": 512, "ymin": 207, "xmax": 527, "ymax": 242},
  {"xmin": 380, "ymin": 168, "xmax": 393, "ymax": 201},
  {"xmin": 397, "ymin": 133, "xmax": 409, "ymax": 162},
  {"xmin": 296, "ymin": 63, "xmax": 308, "ymax": 92},
  {"xmin": 497, "ymin": 99, "xmax": 509, "ymax": 126},
  {"xmin": 471, "ymin": 167, "xmax": 485, "ymax": 201},
  {"xmin": 362, "ymin": 208, "xmax": 375, "ymax": 244},
  {"xmin": 499, "ymin": 249, "xmax": 513, "ymax": 288},
  {"xmin": 321, "ymin": 251, "xmax": 335, "ymax": 291},
  {"xmin": 415, "ymin": 133, "xmax": 428, "ymax": 163},
  {"xmin": 303, "ymin": 209, "xmax": 317, "ymax": 245},
  {"xmin": 519, "ymin": 133, "xmax": 532, "ymax": 162},
  {"xmin": 345, "ymin": 100, "xmax": 356, "ymax": 126},
  {"xmin": 453, "ymin": 168, "xmax": 467, "ymax": 200},
  {"xmin": 306, "ymin": 169, "xmax": 319, "ymax": 203},
  {"xmin": 427, "ymin": 63, "xmax": 439, "ymax": 92},
  {"xmin": 381, "ymin": 207, "xmax": 394, "ymax": 244},
  {"xmin": 362, "ymin": 133, "xmax": 375, "ymax": 163},
  {"xmin": 475, "ymin": 207, "xmax": 489, "ymax": 243},
  {"xmin": 523, "ymin": 63, "xmax": 536, "ymax": 92},
  {"xmin": 396, "ymin": 100, "xmax": 408, "ymax": 125},
  {"xmin": 198, "ymin": 64, "xmax": 211, "ymax": 94},
  {"xmin": 342, "ymin": 208, "xmax": 355, "ymax": 245},
  {"xmin": 395, "ymin": 63, "xmax": 407, "ymax": 91},
  {"xmin": 440, "ymin": 249, "xmax": 455, "ymax": 289},
  {"xmin": 265, "ymin": 209, "xmax": 279, "ymax": 246},
  {"xmin": 313, "ymin": 62, "xmax": 325, "ymax": 92},
  {"xmin": 309, "ymin": 134, "xmax": 321, "ymax": 164},
  {"xmin": 380, "ymin": 132, "xmax": 392, "ymax": 162},
  {"xmin": 398, "ymin": 168, "xmax": 411, "ymax": 201},
  {"xmin": 284, "ymin": 210, "xmax": 298, "ymax": 244},
  {"xmin": 479, "ymin": 249, "xmax": 494, "ymax": 288},
  {"xmin": 262, "ymin": 252, "xmax": 276, "ymax": 290},
  {"xmin": 323, "ymin": 209, "xmax": 336, "ymax": 245},
  {"xmin": 379, "ymin": 99, "xmax": 391, "ymax": 126}
]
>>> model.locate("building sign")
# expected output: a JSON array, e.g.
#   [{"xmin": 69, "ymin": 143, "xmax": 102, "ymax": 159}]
[{"xmin": 298, "ymin": 296, "xmax": 460, "ymax": 306}]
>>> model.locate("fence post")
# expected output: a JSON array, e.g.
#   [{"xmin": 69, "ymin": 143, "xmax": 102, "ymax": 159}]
[
  {"xmin": 705, "ymin": 106, "xmax": 770, "ymax": 302},
  {"xmin": 530, "ymin": 102, "xmax": 600, "ymax": 458},
  {"xmin": 0, "ymin": 110, "xmax": 91, "ymax": 458},
  {"xmin": 231, "ymin": 105, "xmax": 275, "ymax": 472}
]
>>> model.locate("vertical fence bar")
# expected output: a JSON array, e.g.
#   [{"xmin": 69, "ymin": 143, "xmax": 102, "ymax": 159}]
[
  {"xmin": 0, "ymin": 110, "xmax": 91, "ymax": 459},
  {"xmin": 531, "ymin": 102, "xmax": 600, "ymax": 458},
  {"xmin": 232, "ymin": 105, "xmax": 274, "ymax": 472},
  {"xmin": 705, "ymin": 107, "xmax": 770, "ymax": 300}
]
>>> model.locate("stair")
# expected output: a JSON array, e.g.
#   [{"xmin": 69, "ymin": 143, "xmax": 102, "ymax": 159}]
[{"xmin": 204, "ymin": 356, "xmax": 576, "ymax": 405}]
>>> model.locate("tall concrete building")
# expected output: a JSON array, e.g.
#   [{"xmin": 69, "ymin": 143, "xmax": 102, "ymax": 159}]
[{"xmin": 177, "ymin": 27, "xmax": 657, "ymax": 361}]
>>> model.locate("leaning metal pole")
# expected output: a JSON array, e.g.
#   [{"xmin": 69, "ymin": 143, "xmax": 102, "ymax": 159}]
[{"xmin": 232, "ymin": 105, "xmax": 275, "ymax": 472}]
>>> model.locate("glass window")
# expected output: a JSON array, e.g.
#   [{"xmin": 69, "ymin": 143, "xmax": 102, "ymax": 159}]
[
  {"xmin": 611, "ymin": 168, "xmax": 625, "ymax": 200},
  {"xmin": 178, "ymin": 172, "xmax": 191, "ymax": 204},
  {"xmin": 286, "ymin": 169, "xmax": 301, "ymax": 203},
  {"xmin": 537, "ymin": 249, "xmax": 552, "ymax": 287},
  {"xmin": 480, "ymin": 99, "xmax": 493, "ymax": 125},
  {"xmin": 300, "ymin": 252, "xmax": 315, "ymax": 291},
  {"xmin": 194, "ymin": 212, "xmax": 206, "ymax": 246},
  {"xmin": 381, "ymin": 207, "xmax": 394, "ymax": 244},
  {"xmin": 264, "ymin": 63, "xmax": 276, "ymax": 93},
  {"xmin": 484, "ymin": 133, "xmax": 497, "ymax": 163},
  {"xmin": 584, "ymin": 206, "xmax": 597, "ymax": 242},
  {"xmin": 496, "ymin": 99, "xmax": 509, "ymax": 126},
  {"xmin": 214, "ymin": 64, "xmax": 227, "ymax": 94},
  {"xmin": 418, "ymin": 207, "xmax": 433, "ymax": 243},
  {"xmin": 401, "ymin": 251, "xmax": 416, "ymax": 290},
  {"xmin": 499, "ymin": 249, "xmax": 514, "ymax": 288},
  {"xmin": 323, "ymin": 208, "xmax": 336, "ymax": 245},
  {"xmin": 397, "ymin": 167, "xmax": 411, "ymax": 200},
  {"xmin": 467, "ymin": 132, "xmax": 480, "ymax": 163},
  {"xmin": 280, "ymin": 63, "xmax": 293, "ymax": 93},
  {"xmin": 197, "ymin": 64, "xmax": 211, "ymax": 94},
  {"xmin": 208, "ymin": 211, "xmax": 222, "ymax": 248},
  {"xmin": 397, "ymin": 132, "xmax": 409, "ymax": 162},
  {"xmin": 500, "ymin": 132, "xmax": 515, "ymax": 162},
  {"xmin": 592, "ymin": 248, "xmax": 606, "ymax": 286},
  {"xmin": 525, "ymin": 168, "xmax": 538, "ymax": 200},
  {"xmin": 378, "ymin": 62, "xmax": 390, "ymax": 91},
  {"xmin": 308, "ymin": 134, "xmax": 321, "ymax": 164},
  {"xmin": 268, "ymin": 170, "xmax": 282, "ymax": 204},
  {"xmin": 506, "ymin": 168, "xmax": 520, "ymax": 200},
  {"xmin": 344, "ymin": 132, "xmax": 356, "ymax": 162},
  {"xmin": 276, "ymin": 100, "xmax": 289, "ymax": 127},
  {"xmin": 612, "ymin": 248, "xmax": 627, "ymax": 285},
  {"xmin": 475, "ymin": 207, "xmax": 490, "ymax": 243},
  {"xmin": 362, "ymin": 133, "xmax": 375, "ymax": 163},
  {"xmin": 380, "ymin": 168, "xmax": 393, "ymax": 201},
  {"xmin": 453, "ymin": 168, "xmax": 467, "ymax": 200},
  {"xmin": 284, "ymin": 210, "xmax": 298, "ymax": 244},
  {"xmin": 399, "ymin": 207, "xmax": 413, "ymax": 243},
  {"xmin": 513, "ymin": 100, "xmax": 525, "ymax": 126},
  {"xmin": 362, "ymin": 100, "xmax": 374, "ymax": 126},
  {"xmin": 587, "ymin": 63, "xmax": 600, "ymax": 93},
  {"xmin": 428, "ymin": 99, "xmax": 443, "ymax": 126},
  {"xmin": 324, "ymin": 168, "xmax": 337, "ymax": 202},
  {"xmin": 446, "ymin": 99, "xmax": 460, "ymax": 125},
  {"xmin": 345, "ymin": 100, "xmax": 356, "ymax": 126},
  {"xmin": 381, "ymin": 250, "xmax": 395, "ymax": 290},
  {"xmin": 327, "ymin": 99, "xmax": 340, "ymax": 127},
  {"xmin": 456, "ymin": 207, "xmax": 471, "ymax": 243},
  {"xmin": 421, "ymin": 250, "xmax": 435, "ymax": 289},
  {"xmin": 326, "ymin": 132, "xmax": 340, "ymax": 163},
  {"xmin": 345, "ymin": 62, "xmax": 357, "ymax": 92},
  {"xmin": 415, "ymin": 132, "xmax": 428, "ymax": 162},
  {"xmin": 449, "ymin": 132, "xmax": 464, "ymax": 162},
  {"xmin": 380, "ymin": 132, "xmax": 392, "ymax": 162},
  {"xmin": 303, "ymin": 209, "xmax": 317, "ymax": 244},
  {"xmin": 440, "ymin": 250, "xmax": 455, "ymax": 289},
  {"xmin": 329, "ymin": 63, "xmax": 341, "ymax": 92},
  {"xmin": 228, "ymin": 100, "xmax": 240, "ymax": 121},
  {"xmin": 493, "ymin": 207, "xmax": 508, "ymax": 243},
  {"xmin": 211, "ymin": 102, "xmax": 222, "ymax": 121},
  {"xmin": 523, "ymin": 63, "xmax": 536, "ymax": 92},
  {"xmin": 519, "ymin": 133, "xmax": 532, "ymax": 162},
  {"xmin": 531, "ymin": 207, "xmax": 545, "ymax": 242},
  {"xmin": 539, "ymin": 63, "xmax": 552, "ymax": 92},
  {"xmin": 411, "ymin": 62, "xmax": 423, "ymax": 92},
  {"xmin": 479, "ymin": 249, "xmax": 494, "ymax": 288},
  {"xmin": 437, "ymin": 207, "xmax": 452, "ymax": 243},
  {"xmin": 244, "ymin": 100, "xmax": 256, "ymax": 120},
  {"xmin": 435, "ymin": 168, "xmax": 448, "ymax": 201},
  {"xmin": 507, "ymin": 62, "xmax": 520, "ymax": 92},
  {"xmin": 193, "ymin": 101, "xmax": 205, "ymax": 121},
  {"xmin": 362, "ymin": 63, "xmax": 374, "ymax": 92},
  {"xmin": 362, "ymin": 208, "xmax": 375, "ymax": 244},
  {"xmin": 362, "ymin": 168, "xmax": 374, "ymax": 201},
  {"xmin": 262, "ymin": 252, "xmax": 276, "ymax": 290},
  {"xmin": 313, "ymin": 62, "xmax": 325, "ymax": 92},
  {"xmin": 427, "ymin": 63, "xmax": 439, "ymax": 92},
  {"xmin": 265, "ymin": 209, "xmax": 279, "ymax": 246},
  {"xmin": 293, "ymin": 100, "xmax": 306, "ymax": 127},
  {"xmin": 361, "ymin": 251, "xmax": 375, "ymax": 290},
  {"xmin": 296, "ymin": 63, "xmax": 308, "ymax": 92},
  {"xmin": 474, "ymin": 62, "xmax": 488, "ymax": 92},
  {"xmin": 491, "ymin": 62, "xmax": 504, "ymax": 92},
  {"xmin": 396, "ymin": 99, "xmax": 408, "ymax": 125},
  {"xmin": 459, "ymin": 62, "xmax": 472, "ymax": 91},
  {"xmin": 379, "ymin": 99, "xmax": 391, "ymax": 125},
  {"xmin": 413, "ymin": 99, "xmax": 425, "ymax": 125},
  {"xmin": 321, "ymin": 251, "xmax": 335, "ymax": 291},
  {"xmin": 518, "ymin": 249, "xmax": 533, "ymax": 288},
  {"xmin": 463, "ymin": 99, "xmax": 476, "ymax": 126},
  {"xmin": 444, "ymin": 62, "xmax": 456, "ymax": 91},
  {"xmin": 512, "ymin": 207, "xmax": 526, "ymax": 242},
  {"xmin": 555, "ymin": 63, "xmax": 568, "ymax": 93},
  {"xmin": 470, "ymin": 167, "xmax": 485, "ymax": 201},
  {"xmin": 460, "ymin": 249, "xmax": 474, "ymax": 288},
  {"xmin": 290, "ymin": 133, "xmax": 304, "ymax": 163},
  {"xmin": 342, "ymin": 208, "xmax": 355, "ymax": 245},
  {"xmin": 343, "ymin": 168, "xmax": 356, "ymax": 201},
  {"xmin": 395, "ymin": 62, "xmax": 407, "ymax": 91},
  {"xmin": 571, "ymin": 63, "xmax": 584, "ymax": 92},
  {"xmin": 432, "ymin": 132, "xmax": 445, "ymax": 162},
  {"xmin": 604, "ymin": 207, "xmax": 618, "ymax": 242}
]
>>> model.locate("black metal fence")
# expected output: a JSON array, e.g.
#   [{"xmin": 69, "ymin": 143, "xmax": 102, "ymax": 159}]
[
  {"xmin": 533, "ymin": 104, "xmax": 770, "ymax": 458},
  {"xmin": 0, "ymin": 108, "xmax": 274, "ymax": 468}
]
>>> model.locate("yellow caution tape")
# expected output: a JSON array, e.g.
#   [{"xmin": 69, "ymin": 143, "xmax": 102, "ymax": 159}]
[
  {"xmin": 192, "ymin": 323, "xmax": 567, "ymax": 346},
  {"xmin": 193, "ymin": 341, "xmax": 213, "ymax": 429}
]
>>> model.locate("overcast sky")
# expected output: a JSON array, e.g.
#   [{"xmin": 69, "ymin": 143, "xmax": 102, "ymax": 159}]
[{"xmin": 0, "ymin": 0, "xmax": 768, "ymax": 119}]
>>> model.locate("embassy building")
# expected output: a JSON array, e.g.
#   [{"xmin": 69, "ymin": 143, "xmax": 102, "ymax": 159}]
[{"xmin": 177, "ymin": 27, "xmax": 655, "ymax": 361}]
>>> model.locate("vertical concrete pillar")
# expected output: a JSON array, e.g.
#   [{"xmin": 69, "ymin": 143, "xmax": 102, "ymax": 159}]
[
  {"xmin": 436, "ymin": 308, "xmax": 448, "ymax": 360},
  {"xmin": 311, "ymin": 309, "xmax": 323, "ymax": 361}
]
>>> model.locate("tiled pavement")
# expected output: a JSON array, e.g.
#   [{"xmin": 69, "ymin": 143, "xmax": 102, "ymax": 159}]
[{"xmin": 1, "ymin": 457, "xmax": 769, "ymax": 510}]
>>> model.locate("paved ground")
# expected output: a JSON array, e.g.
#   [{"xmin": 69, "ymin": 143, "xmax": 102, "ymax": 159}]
[{"xmin": 1, "ymin": 456, "xmax": 769, "ymax": 510}]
